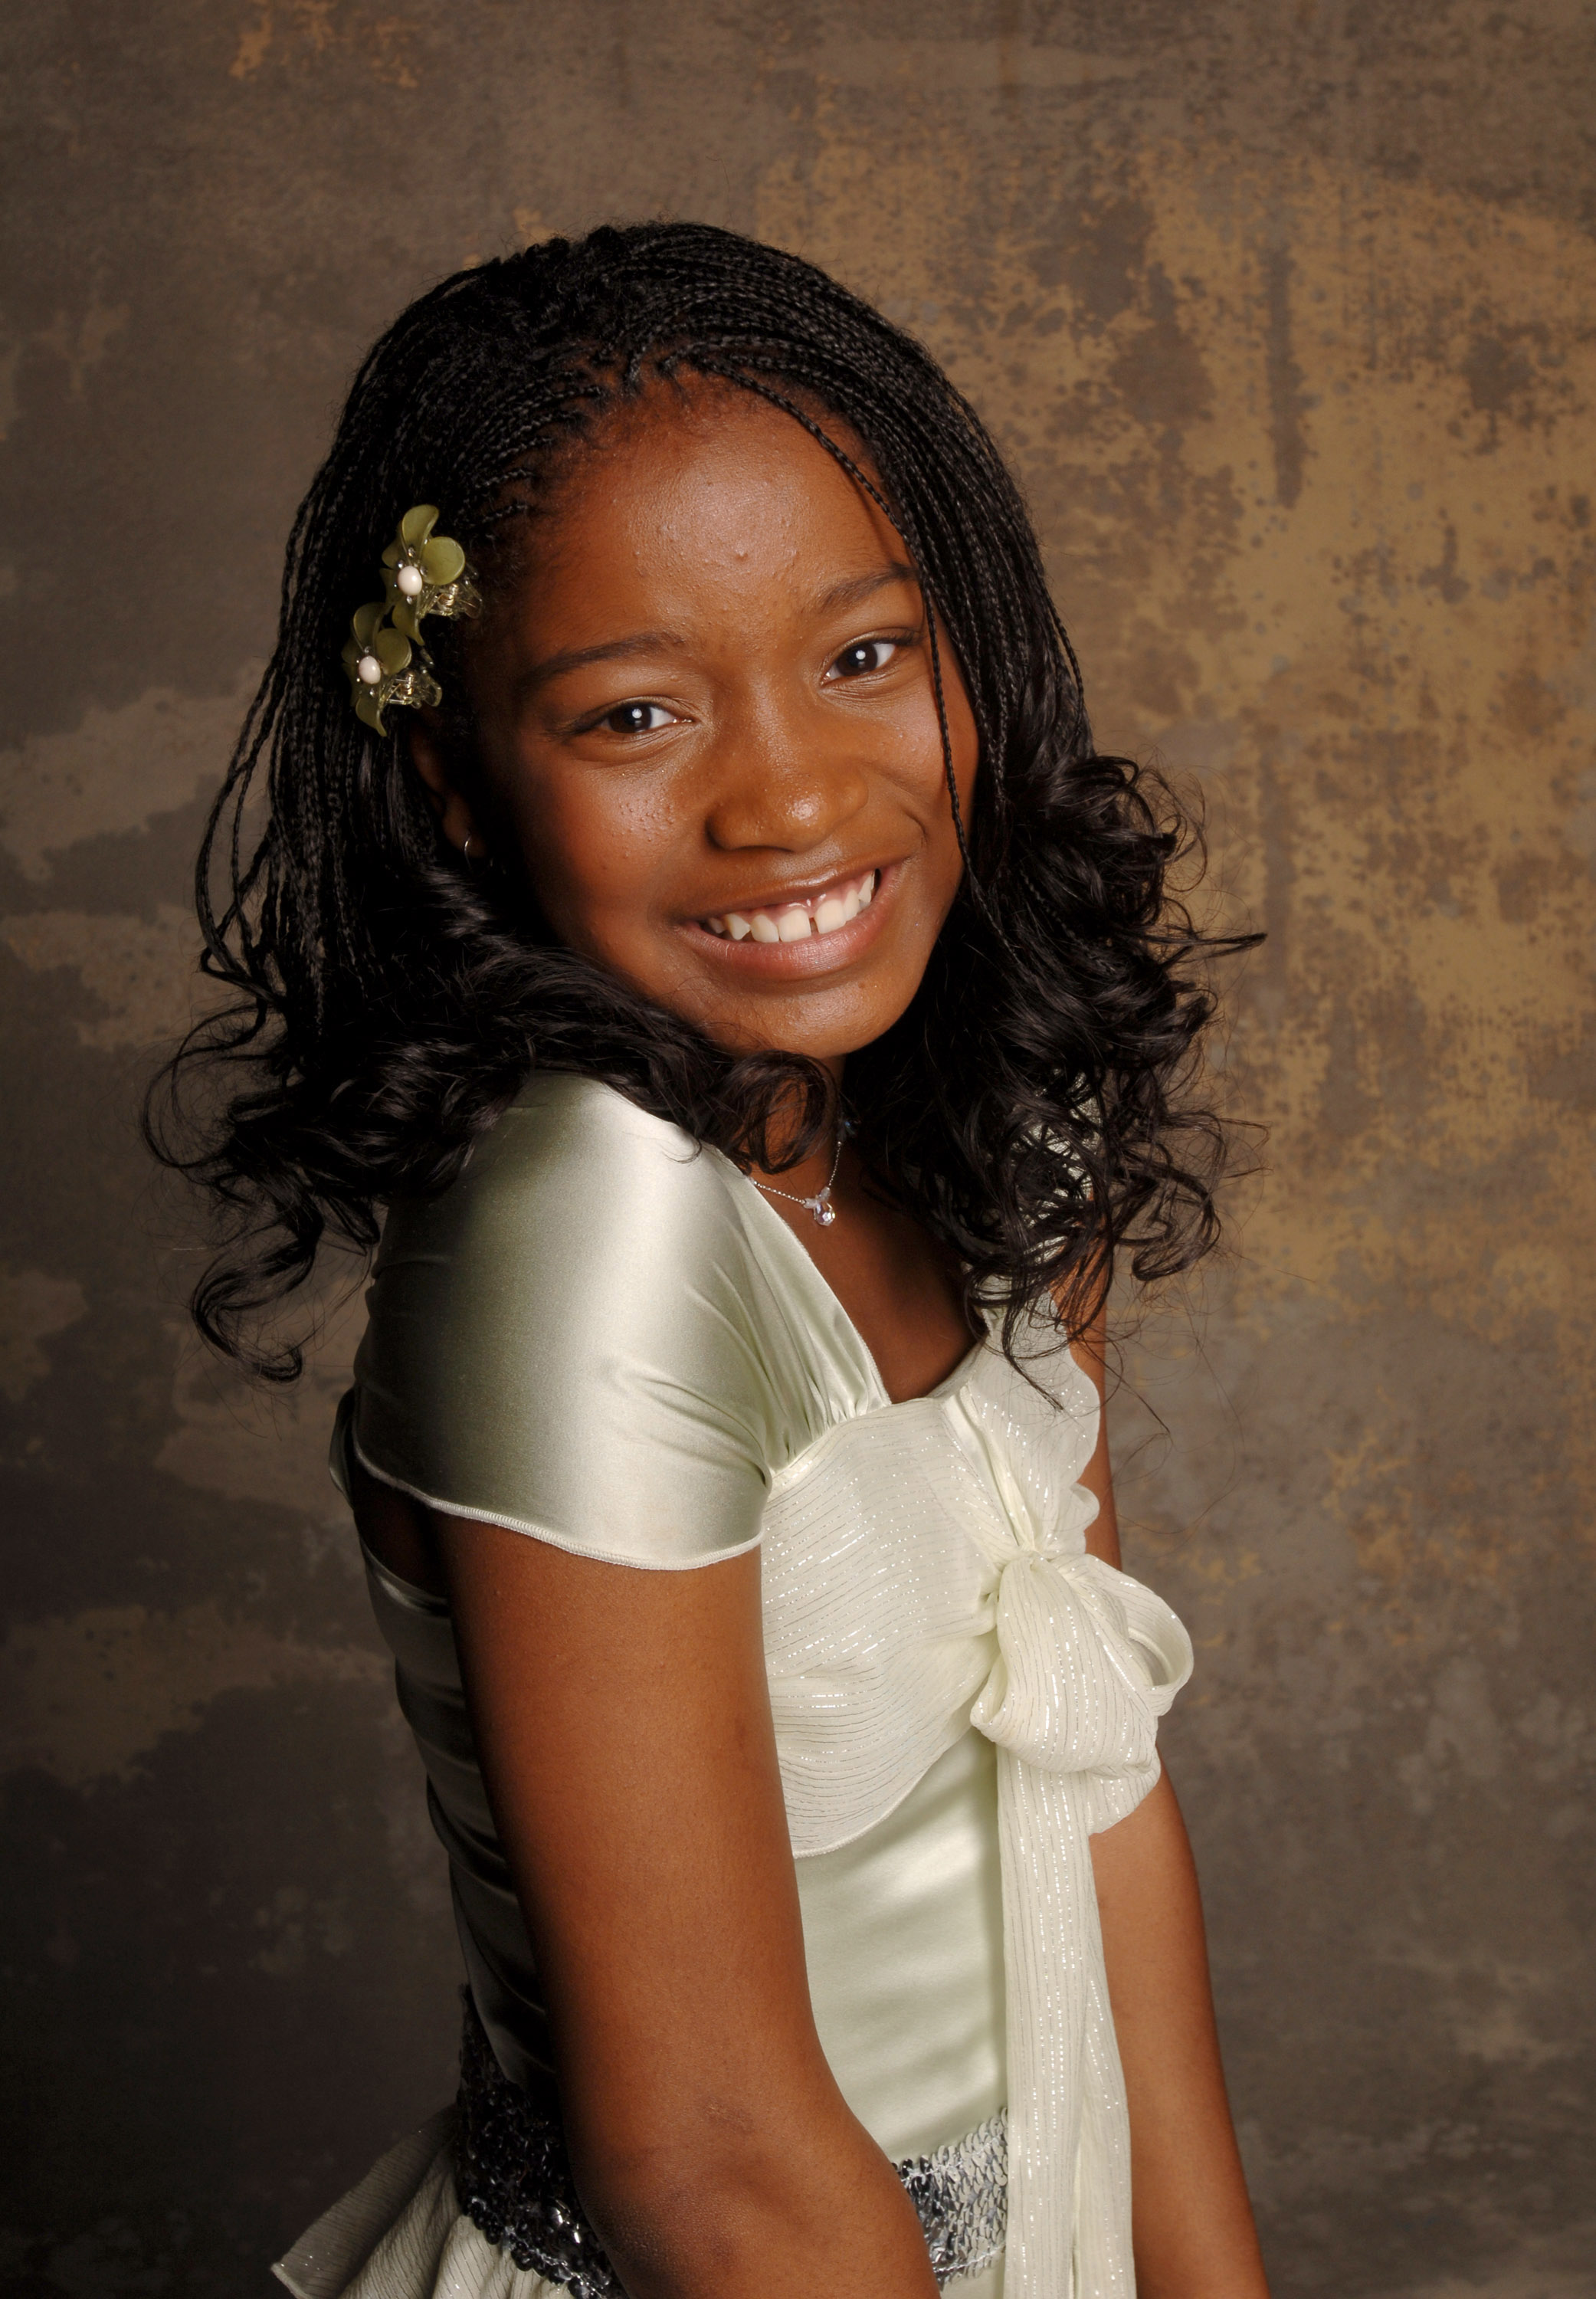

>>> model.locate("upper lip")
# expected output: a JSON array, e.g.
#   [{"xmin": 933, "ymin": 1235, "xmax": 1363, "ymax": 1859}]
[{"xmin": 684, "ymin": 861, "xmax": 893, "ymax": 922}]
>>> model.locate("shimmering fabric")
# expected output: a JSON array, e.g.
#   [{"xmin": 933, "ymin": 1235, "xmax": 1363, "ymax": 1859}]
[
  {"xmin": 750, "ymin": 1298, "xmax": 1194, "ymax": 2297},
  {"xmin": 328, "ymin": 1072, "xmax": 1193, "ymax": 2299}
]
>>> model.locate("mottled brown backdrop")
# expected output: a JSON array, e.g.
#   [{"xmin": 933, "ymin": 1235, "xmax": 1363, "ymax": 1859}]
[{"xmin": 2, "ymin": 5, "xmax": 1592, "ymax": 2295}]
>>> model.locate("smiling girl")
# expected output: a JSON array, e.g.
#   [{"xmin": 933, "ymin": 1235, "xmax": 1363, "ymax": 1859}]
[{"xmin": 158, "ymin": 224, "xmax": 1267, "ymax": 2299}]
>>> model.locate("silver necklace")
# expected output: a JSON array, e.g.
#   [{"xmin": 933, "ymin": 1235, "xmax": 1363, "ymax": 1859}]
[{"xmin": 752, "ymin": 1130, "xmax": 843, "ymax": 1227}]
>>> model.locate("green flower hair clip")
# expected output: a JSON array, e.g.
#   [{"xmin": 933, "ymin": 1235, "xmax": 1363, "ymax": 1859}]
[{"xmin": 341, "ymin": 503, "xmax": 482, "ymax": 734}]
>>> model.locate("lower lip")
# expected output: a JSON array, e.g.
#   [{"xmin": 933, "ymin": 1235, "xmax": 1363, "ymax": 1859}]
[{"xmin": 680, "ymin": 865, "xmax": 901, "ymax": 976}]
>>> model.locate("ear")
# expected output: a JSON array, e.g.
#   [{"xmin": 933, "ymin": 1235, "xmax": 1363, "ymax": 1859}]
[{"xmin": 408, "ymin": 716, "xmax": 484, "ymax": 857}]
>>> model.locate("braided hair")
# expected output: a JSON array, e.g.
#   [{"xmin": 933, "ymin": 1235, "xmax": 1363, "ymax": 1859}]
[{"xmin": 149, "ymin": 221, "xmax": 1247, "ymax": 1380}]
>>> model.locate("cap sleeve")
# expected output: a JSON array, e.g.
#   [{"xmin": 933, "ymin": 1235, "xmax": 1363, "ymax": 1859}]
[{"xmin": 350, "ymin": 1074, "xmax": 800, "ymax": 1569}]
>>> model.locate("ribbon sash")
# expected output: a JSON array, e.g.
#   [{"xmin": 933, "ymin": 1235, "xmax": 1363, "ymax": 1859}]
[{"xmin": 971, "ymin": 1546, "xmax": 1194, "ymax": 2298}]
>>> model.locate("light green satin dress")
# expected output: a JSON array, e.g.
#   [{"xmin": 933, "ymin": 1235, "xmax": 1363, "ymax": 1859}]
[{"xmin": 274, "ymin": 1073, "xmax": 1193, "ymax": 2299}]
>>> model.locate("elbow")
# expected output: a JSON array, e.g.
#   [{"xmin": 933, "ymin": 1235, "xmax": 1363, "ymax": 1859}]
[
  {"xmin": 569, "ymin": 2103, "xmax": 911, "ymax": 2299},
  {"xmin": 572, "ymin": 2127, "xmax": 795, "ymax": 2294}
]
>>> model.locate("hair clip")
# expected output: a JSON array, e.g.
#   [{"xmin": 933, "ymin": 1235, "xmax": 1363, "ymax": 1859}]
[{"xmin": 342, "ymin": 504, "xmax": 481, "ymax": 734}]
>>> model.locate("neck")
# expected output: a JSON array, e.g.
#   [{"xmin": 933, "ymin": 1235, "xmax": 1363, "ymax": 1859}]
[{"xmin": 750, "ymin": 1058, "xmax": 846, "ymax": 1195}]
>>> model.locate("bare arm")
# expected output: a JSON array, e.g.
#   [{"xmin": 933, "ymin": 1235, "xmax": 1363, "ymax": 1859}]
[
  {"xmin": 1073, "ymin": 1321, "xmax": 1272, "ymax": 2298},
  {"xmin": 437, "ymin": 1513, "xmax": 939, "ymax": 2299}
]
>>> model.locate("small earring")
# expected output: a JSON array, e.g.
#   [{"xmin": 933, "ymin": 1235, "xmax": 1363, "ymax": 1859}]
[{"xmin": 461, "ymin": 834, "xmax": 488, "ymax": 868}]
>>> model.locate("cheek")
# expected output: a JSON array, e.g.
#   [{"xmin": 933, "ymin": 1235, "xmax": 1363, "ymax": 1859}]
[
  {"xmin": 503, "ymin": 763, "xmax": 683, "ymax": 929},
  {"xmin": 901, "ymin": 668, "xmax": 978, "ymax": 876},
  {"xmin": 867, "ymin": 685, "xmax": 964, "ymax": 825},
  {"xmin": 942, "ymin": 661, "xmax": 980, "ymax": 789}
]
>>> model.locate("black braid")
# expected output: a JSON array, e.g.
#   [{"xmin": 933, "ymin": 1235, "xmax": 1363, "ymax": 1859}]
[{"xmin": 148, "ymin": 221, "xmax": 1254, "ymax": 1381}]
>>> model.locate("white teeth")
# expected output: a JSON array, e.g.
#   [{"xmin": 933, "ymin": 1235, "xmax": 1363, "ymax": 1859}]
[{"xmin": 700, "ymin": 871, "xmax": 879, "ymax": 942}]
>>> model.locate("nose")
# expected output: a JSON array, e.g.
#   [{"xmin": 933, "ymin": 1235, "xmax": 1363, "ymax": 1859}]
[{"xmin": 701, "ymin": 703, "xmax": 871, "ymax": 854}]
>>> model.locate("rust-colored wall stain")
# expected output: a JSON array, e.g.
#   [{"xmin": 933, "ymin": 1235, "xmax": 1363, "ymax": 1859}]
[{"xmin": 2, "ymin": 7, "xmax": 1591, "ymax": 2293}]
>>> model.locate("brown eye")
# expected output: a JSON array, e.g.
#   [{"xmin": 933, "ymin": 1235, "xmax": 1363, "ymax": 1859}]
[
  {"xmin": 603, "ymin": 701, "xmax": 673, "ymax": 734},
  {"xmin": 829, "ymin": 639, "xmax": 898, "ymax": 681}
]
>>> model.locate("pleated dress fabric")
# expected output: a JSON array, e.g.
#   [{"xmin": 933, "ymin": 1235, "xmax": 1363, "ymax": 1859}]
[{"xmin": 274, "ymin": 1074, "xmax": 1192, "ymax": 2299}]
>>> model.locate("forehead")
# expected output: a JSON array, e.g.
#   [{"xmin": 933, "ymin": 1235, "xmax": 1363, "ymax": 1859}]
[{"xmin": 532, "ymin": 379, "xmax": 897, "ymax": 583}]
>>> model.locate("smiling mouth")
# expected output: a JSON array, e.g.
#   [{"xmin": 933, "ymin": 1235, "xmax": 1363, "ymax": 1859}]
[{"xmin": 699, "ymin": 871, "xmax": 878, "ymax": 943}]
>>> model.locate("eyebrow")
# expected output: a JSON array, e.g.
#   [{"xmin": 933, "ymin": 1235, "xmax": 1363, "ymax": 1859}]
[
  {"xmin": 519, "ymin": 631, "xmax": 687, "ymax": 694},
  {"xmin": 814, "ymin": 561, "xmax": 920, "ymax": 615},
  {"xmin": 519, "ymin": 562, "xmax": 923, "ymax": 694}
]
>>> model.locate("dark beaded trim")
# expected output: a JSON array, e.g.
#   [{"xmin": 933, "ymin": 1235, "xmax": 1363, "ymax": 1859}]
[
  {"xmin": 454, "ymin": 1996, "xmax": 1006, "ymax": 2291},
  {"xmin": 455, "ymin": 1999, "xmax": 619, "ymax": 2297},
  {"xmin": 903, "ymin": 2110, "xmax": 1008, "ymax": 2281}
]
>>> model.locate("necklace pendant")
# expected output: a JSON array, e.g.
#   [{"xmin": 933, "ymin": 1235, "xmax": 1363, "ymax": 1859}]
[{"xmin": 808, "ymin": 1187, "xmax": 837, "ymax": 1227}]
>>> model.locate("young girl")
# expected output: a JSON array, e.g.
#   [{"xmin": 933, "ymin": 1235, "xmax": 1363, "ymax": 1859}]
[{"xmin": 160, "ymin": 222, "xmax": 1269, "ymax": 2299}]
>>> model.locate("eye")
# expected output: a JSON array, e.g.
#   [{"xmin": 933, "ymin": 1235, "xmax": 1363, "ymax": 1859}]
[
  {"xmin": 828, "ymin": 638, "xmax": 900, "ymax": 681},
  {"xmin": 601, "ymin": 700, "xmax": 676, "ymax": 735}
]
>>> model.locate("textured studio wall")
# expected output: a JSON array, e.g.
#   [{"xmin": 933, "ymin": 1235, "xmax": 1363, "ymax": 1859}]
[{"xmin": 2, "ymin": 5, "xmax": 1593, "ymax": 2295}]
